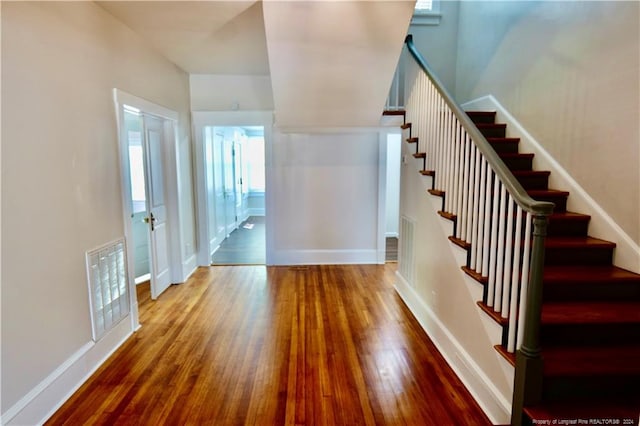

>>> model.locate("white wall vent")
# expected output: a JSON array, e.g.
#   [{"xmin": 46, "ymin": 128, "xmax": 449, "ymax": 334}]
[
  {"xmin": 86, "ymin": 239, "xmax": 130, "ymax": 342},
  {"xmin": 399, "ymin": 216, "xmax": 416, "ymax": 286}
]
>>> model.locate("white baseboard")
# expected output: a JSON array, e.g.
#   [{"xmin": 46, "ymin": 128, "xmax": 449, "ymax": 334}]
[
  {"xmin": 3, "ymin": 318, "xmax": 133, "ymax": 425},
  {"xmin": 394, "ymin": 273, "xmax": 511, "ymax": 425},
  {"xmin": 270, "ymin": 249, "xmax": 380, "ymax": 265},
  {"xmin": 463, "ymin": 95, "xmax": 640, "ymax": 273}
]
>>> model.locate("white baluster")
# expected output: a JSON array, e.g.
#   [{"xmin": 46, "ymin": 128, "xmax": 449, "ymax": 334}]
[
  {"xmin": 516, "ymin": 212, "xmax": 533, "ymax": 350},
  {"xmin": 459, "ymin": 134, "xmax": 470, "ymax": 241},
  {"xmin": 444, "ymin": 112, "xmax": 451, "ymax": 212},
  {"xmin": 469, "ymin": 149, "xmax": 482, "ymax": 270},
  {"xmin": 455, "ymin": 128, "xmax": 466, "ymax": 239},
  {"xmin": 487, "ymin": 175, "xmax": 501, "ymax": 308},
  {"xmin": 507, "ymin": 205, "xmax": 524, "ymax": 352},
  {"xmin": 452, "ymin": 122, "xmax": 462, "ymax": 222},
  {"xmin": 494, "ymin": 185, "xmax": 507, "ymax": 314},
  {"xmin": 465, "ymin": 144, "xmax": 476, "ymax": 243},
  {"xmin": 482, "ymin": 167, "xmax": 493, "ymax": 277},
  {"xmin": 501, "ymin": 195, "xmax": 515, "ymax": 318},
  {"xmin": 475, "ymin": 157, "xmax": 487, "ymax": 273}
]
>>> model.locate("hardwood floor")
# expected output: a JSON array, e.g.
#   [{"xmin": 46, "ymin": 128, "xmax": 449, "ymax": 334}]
[{"xmin": 46, "ymin": 264, "xmax": 491, "ymax": 425}]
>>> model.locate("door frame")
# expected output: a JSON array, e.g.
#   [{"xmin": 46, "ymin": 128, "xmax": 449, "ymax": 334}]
[
  {"xmin": 193, "ymin": 111, "xmax": 273, "ymax": 267},
  {"xmin": 113, "ymin": 89, "xmax": 182, "ymax": 329}
]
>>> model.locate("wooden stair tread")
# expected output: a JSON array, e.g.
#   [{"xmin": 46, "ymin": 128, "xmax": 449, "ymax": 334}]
[
  {"xmin": 449, "ymin": 236, "xmax": 471, "ymax": 250},
  {"xmin": 406, "ymin": 137, "xmax": 418, "ymax": 143},
  {"xmin": 382, "ymin": 110, "xmax": 405, "ymax": 116},
  {"xmin": 413, "ymin": 152, "xmax": 426, "ymax": 159},
  {"xmin": 548, "ymin": 211, "xmax": 591, "ymax": 221},
  {"xmin": 543, "ymin": 265, "xmax": 640, "ymax": 284},
  {"xmin": 545, "ymin": 236, "xmax": 616, "ymax": 249},
  {"xmin": 400, "ymin": 123, "xmax": 411, "ymax": 130},
  {"xmin": 438, "ymin": 211, "xmax": 456, "ymax": 221},
  {"xmin": 420, "ymin": 170, "xmax": 435, "ymax": 177},
  {"xmin": 428, "ymin": 189, "xmax": 444, "ymax": 197},
  {"xmin": 477, "ymin": 301, "xmax": 508, "ymax": 326},
  {"xmin": 479, "ymin": 300, "xmax": 640, "ymax": 326},
  {"xmin": 462, "ymin": 266, "xmax": 487, "ymax": 284},
  {"xmin": 541, "ymin": 302, "xmax": 640, "ymax": 325},
  {"xmin": 524, "ymin": 399, "xmax": 640, "ymax": 421}
]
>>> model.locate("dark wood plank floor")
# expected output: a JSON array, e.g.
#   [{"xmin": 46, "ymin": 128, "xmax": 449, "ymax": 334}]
[
  {"xmin": 212, "ymin": 216, "xmax": 265, "ymax": 265},
  {"xmin": 46, "ymin": 264, "xmax": 491, "ymax": 425}
]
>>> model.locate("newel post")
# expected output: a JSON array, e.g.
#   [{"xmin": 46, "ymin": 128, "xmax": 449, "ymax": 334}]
[{"xmin": 511, "ymin": 214, "xmax": 548, "ymax": 426}]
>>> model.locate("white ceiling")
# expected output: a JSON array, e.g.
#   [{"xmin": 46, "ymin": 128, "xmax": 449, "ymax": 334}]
[{"xmin": 97, "ymin": 0, "xmax": 414, "ymax": 127}]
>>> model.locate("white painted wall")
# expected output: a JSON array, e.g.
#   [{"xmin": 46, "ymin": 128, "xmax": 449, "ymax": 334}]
[
  {"xmin": 190, "ymin": 74, "xmax": 274, "ymax": 111},
  {"xmin": 1, "ymin": 2, "xmax": 194, "ymax": 423},
  {"xmin": 270, "ymin": 131, "xmax": 382, "ymax": 264},
  {"xmin": 455, "ymin": 1, "xmax": 640, "ymax": 245},
  {"xmin": 385, "ymin": 133, "xmax": 402, "ymax": 237}
]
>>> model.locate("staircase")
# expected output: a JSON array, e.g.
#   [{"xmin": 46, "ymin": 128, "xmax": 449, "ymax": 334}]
[{"xmin": 402, "ymin": 109, "xmax": 640, "ymax": 424}]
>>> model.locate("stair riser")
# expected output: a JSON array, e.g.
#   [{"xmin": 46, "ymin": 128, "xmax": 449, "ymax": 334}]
[
  {"xmin": 546, "ymin": 219, "xmax": 590, "ymax": 237},
  {"xmin": 544, "ymin": 283, "xmax": 640, "ymax": 302},
  {"xmin": 545, "ymin": 247, "xmax": 613, "ymax": 266},
  {"xmin": 467, "ymin": 112, "xmax": 496, "ymax": 124},
  {"xmin": 489, "ymin": 141, "xmax": 520, "ymax": 154},
  {"xmin": 543, "ymin": 376, "xmax": 640, "ymax": 402},
  {"xmin": 515, "ymin": 174, "xmax": 550, "ymax": 190},
  {"xmin": 541, "ymin": 323, "xmax": 640, "ymax": 346},
  {"xmin": 478, "ymin": 125, "xmax": 507, "ymax": 138},
  {"xmin": 501, "ymin": 156, "xmax": 534, "ymax": 171}
]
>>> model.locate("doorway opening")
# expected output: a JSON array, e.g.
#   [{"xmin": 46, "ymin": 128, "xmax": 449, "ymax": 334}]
[
  {"xmin": 123, "ymin": 108, "xmax": 151, "ymax": 288},
  {"xmin": 203, "ymin": 126, "xmax": 266, "ymax": 265},
  {"xmin": 385, "ymin": 132, "xmax": 402, "ymax": 262}
]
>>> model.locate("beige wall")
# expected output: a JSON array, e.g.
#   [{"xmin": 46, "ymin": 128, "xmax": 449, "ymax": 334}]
[
  {"xmin": 455, "ymin": 1, "xmax": 640, "ymax": 244},
  {"xmin": 1, "ymin": 2, "xmax": 193, "ymax": 413},
  {"xmin": 269, "ymin": 131, "xmax": 381, "ymax": 264},
  {"xmin": 190, "ymin": 74, "xmax": 274, "ymax": 111}
]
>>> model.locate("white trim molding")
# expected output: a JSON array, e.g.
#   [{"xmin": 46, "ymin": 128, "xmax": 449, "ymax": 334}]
[
  {"xmin": 270, "ymin": 249, "xmax": 380, "ymax": 266},
  {"xmin": 2, "ymin": 319, "xmax": 132, "ymax": 425},
  {"xmin": 463, "ymin": 95, "xmax": 640, "ymax": 273}
]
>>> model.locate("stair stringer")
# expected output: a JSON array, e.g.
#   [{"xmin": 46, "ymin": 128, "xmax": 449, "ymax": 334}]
[
  {"xmin": 394, "ymin": 141, "xmax": 513, "ymax": 425},
  {"xmin": 463, "ymin": 95, "xmax": 640, "ymax": 274}
]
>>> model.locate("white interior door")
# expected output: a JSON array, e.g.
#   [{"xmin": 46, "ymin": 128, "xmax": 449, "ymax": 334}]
[
  {"xmin": 234, "ymin": 141, "xmax": 243, "ymax": 225},
  {"xmin": 213, "ymin": 131, "xmax": 226, "ymax": 243},
  {"xmin": 223, "ymin": 138, "xmax": 237, "ymax": 235},
  {"xmin": 143, "ymin": 115, "xmax": 171, "ymax": 299}
]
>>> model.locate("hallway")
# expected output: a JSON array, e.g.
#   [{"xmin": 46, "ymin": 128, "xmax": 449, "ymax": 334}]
[{"xmin": 211, "ymin": 216, "xmax": 266, "ymax": 265}]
